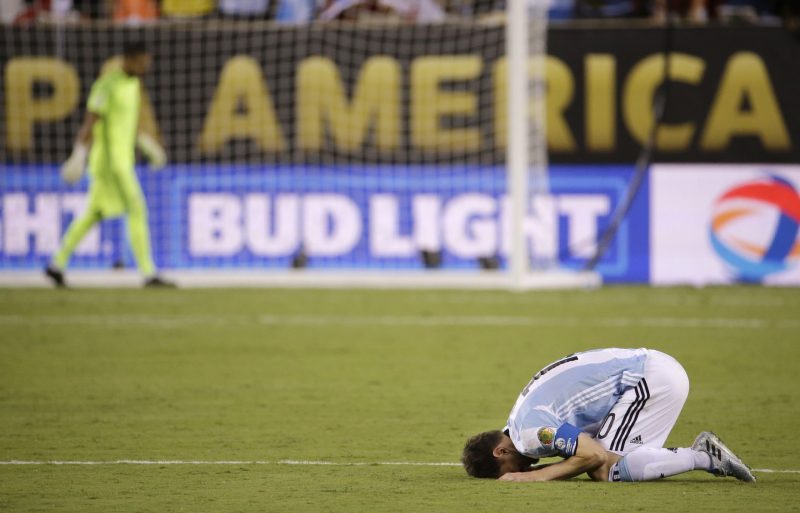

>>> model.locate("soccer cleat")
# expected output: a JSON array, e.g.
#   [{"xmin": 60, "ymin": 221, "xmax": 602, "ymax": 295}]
[
  {"xmin": 144, "ymin": 275, "xmax": 177, "ymax": 288},
  {"xmin": 691, "ymin": 431, "xmax": 756, "ymax": 483},
  {"xmin": 44, "ymin": 265, "xmax": 66, "ymax": 288}
]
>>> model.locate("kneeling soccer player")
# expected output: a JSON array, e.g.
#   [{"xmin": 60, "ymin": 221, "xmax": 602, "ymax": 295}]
[{"xmin": 462, "ymin": 348, "xmax": 756, "ymax": 483}]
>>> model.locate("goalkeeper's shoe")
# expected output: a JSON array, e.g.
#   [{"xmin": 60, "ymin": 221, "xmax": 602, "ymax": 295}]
[
  {"xmin": 144, "ymin": 275, "xmax": 176, "ymax": 288},
  {"xmin": 692, "ymin": 431, "xmax": 756, "ymax": 482},
  {"xmin": 44, "ymin": 265, "xmax": 67, "ymax": 288}
]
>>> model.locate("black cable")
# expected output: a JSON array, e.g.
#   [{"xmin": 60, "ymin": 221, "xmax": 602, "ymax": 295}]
[{"xmin": 585, "ymin": 17, "xmax": 676, "ymax": 271}]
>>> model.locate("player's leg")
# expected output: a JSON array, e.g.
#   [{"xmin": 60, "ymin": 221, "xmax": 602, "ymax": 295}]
[
  {"xmin": 595, "ymin": 350, "xmax": 689, "ymax": 454},
  {"xmin": 608, "ymin": 436, "xmax": 756, "ymax": 483},
  {"xmin": 121, "ymin": 175, "xmax": 174, "ymax": 287},
  {"xmin": 47, "ymin": 208, "xmax": 103, "ymax": 286},
  {"xmin": 125, "ymin": 188, "xmax": 156, "ymax": 278},
  {"xmin": 598, "ymin": 351, "xmax": 755, "ymax": 482},
  {"xmin": 608, "ymin": 447, "xmax": 713, "ymax": 482}
]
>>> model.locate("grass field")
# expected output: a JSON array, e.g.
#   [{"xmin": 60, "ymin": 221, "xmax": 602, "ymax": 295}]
[{"xmin": 1, "ymin": 286, "xmax": 799, "ymax": 512}]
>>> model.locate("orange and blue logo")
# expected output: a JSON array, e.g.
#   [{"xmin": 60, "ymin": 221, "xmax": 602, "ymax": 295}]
[{"xmin": 710, "ymin": 175, "xmax": 800, "ymax": 282}]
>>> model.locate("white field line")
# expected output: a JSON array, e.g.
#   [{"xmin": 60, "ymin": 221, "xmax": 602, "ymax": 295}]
[
  {"xmin": 0, "ymin": 459, "xmax": 459, "ymax": 467},
  {"xmin": 0, "ymin": 460, "xmax": 797, "ymax": 474},
  {"xmin": 1, "ymin": 313, "xmax": 799, "ymax": 330}
]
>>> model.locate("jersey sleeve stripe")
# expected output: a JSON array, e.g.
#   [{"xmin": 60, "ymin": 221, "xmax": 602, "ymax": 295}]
[
  {"xmin": 554, "ymin": 370, "xmax": 644, "ymax": 419},
  {"xmin": 555, "ymin": 379, "xmax": 619, "ymax": 418}
]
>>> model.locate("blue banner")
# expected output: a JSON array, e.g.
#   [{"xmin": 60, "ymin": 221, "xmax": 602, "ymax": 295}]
[{"xmin": 0, "ymin": 165, "xmax": 649, "ymax": 282}]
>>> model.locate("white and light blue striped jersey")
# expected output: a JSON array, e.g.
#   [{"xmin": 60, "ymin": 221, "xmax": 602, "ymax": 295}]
[{"xmin": 505, "ymin": 348, "xmax": 648, "ymax": 459}]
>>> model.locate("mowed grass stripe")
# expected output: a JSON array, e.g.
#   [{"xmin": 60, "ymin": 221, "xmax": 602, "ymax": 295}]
[{"xmin": 2, "ymin": 313, "xmax": 798, "ymax": 329}]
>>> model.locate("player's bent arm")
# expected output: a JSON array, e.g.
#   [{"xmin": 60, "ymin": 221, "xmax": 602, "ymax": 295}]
[
  {"xmin": 587, "ymin": 450, "xmax": 622, "ymax": 482},
  {"xmin": 498, "ymin": 434, "xmax": 607, "ymax": 482}
]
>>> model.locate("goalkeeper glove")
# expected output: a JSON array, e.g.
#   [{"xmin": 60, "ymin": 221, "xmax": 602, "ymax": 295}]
[
  {"xmin": 60, "ymin": 143, "xmax": 88, "ymax": 184},
  {"xmin": 137, "ymin": 133, "xmax": 167, "ymax": 171}
]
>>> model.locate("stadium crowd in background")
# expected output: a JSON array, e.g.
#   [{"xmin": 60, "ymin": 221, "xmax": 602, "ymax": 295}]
[{"xmin": 1, "ymin": 0, "xmax": 797, "ymax": 24}]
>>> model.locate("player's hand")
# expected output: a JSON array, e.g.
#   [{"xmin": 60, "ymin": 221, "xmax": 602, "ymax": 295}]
[
  {"xmin": 137, "ymin": 132, "xmax": 167, "ymax": 171},
  {"xmin": 60, "ymin": 143, "xmax": 88, "ymax": 184}
]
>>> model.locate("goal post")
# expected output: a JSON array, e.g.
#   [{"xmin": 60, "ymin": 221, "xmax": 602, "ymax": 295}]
[
  {"xmin": 507, "ymin": 0, "xmax": 531, "ymax": 288},
  {"xmin": 506, "ymin": 0, "xmax": 598, "ymax": 290}
]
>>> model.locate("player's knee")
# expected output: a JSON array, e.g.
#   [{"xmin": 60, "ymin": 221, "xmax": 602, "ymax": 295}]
[{"xmin": 127, "ymin": 197, "xmax": 148, "ymax": 218}]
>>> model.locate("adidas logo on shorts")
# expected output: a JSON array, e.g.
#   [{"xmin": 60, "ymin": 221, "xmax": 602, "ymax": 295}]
[{"xmin": 629, "ymin": 435, "xmax": 643, "ymax": 445}]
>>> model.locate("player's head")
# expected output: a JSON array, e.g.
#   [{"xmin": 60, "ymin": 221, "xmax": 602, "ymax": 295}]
[
  {"xmin": 122, "ymin": 40, "xmax": 151, "ymax": 77},
  {"xmin": 461, "ymin": 430, "xmax": 538, "ymax": 478}
]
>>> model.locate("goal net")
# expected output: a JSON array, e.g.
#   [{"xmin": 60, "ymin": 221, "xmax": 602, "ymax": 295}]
[{"xmin": 1, "ymin": 7, "xmax": 599, "ymax": 289}]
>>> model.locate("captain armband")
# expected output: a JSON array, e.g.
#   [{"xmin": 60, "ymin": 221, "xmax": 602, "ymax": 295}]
[{"xmin": 554, "ymin": 423, "xmax": 582, "ymax": 458}]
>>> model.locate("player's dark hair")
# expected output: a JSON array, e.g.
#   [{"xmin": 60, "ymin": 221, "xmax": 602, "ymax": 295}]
[
  {"xmin": 123, "ymin": 40, "xmax": 148, "ymax": 57},
  {"xmin": 461, "ymin": 430, "xmax": 504, "ymax": 479}
]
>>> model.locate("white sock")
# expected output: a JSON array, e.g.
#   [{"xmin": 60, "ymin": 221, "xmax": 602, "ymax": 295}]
[
  {"xmin": 612, "ymin": 448, "xmax": 711, "ymax": 482},
  {"xmin": 692, "ymin": 449, "xmax": 713, "ymax": 470}
]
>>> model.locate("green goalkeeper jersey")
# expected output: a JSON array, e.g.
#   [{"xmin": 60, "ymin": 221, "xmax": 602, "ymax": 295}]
[{"xmin": 85, "ymin": 69, "xmax": 142, "ymax": 217}]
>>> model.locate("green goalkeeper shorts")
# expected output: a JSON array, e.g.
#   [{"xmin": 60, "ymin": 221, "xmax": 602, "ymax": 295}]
[{"xmin": 87, "ymin": 165, "xmax": 146, "ymax": 218}]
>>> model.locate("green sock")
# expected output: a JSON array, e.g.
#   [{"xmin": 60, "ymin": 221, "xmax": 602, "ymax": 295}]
[
  {"xmin": 52, "ymin": 210, "xmax": 102, "ymax": 269},
  {"xmin": 126, "ymin": 198, "xmax": 156, "ymax": 277}
]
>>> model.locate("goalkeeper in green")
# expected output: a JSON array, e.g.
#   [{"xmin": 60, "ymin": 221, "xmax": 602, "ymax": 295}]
[{"xmin": 45, "ymin": 41, "xmax": 173, "ymax": 288}]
